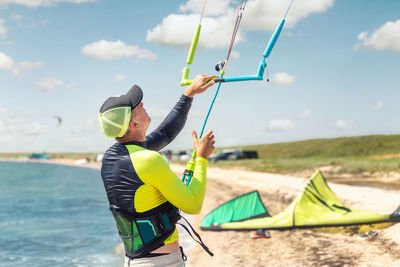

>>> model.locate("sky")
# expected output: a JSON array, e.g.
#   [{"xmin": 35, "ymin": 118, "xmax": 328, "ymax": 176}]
[{"xmin": 0, "ymin": 0, "xmax": 399, "ymax": 153}]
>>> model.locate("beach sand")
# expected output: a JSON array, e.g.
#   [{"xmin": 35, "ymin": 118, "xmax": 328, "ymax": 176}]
[
  {"xmin": 11, "ymin": 158, "xmax": 400, "ymax": 266},
  {"xmin": 167, "ymin": 164, "xmax": 400, "ymax": 267}
]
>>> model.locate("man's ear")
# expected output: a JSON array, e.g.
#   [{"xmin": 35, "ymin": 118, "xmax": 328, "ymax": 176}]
[{"xmin": 130, "ymin": 120, "xmax": 139, "ymax": 128}]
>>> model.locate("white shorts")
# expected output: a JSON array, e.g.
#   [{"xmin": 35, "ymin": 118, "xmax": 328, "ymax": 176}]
[{"xmin": 124, "ymin": 251, "xmax": 185, "ymax": 267}]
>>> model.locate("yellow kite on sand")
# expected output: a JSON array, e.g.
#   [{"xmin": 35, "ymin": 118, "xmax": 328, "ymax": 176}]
[{"xmin": 200, "ymin": 170, "xmax": 400, "ymax": 233}]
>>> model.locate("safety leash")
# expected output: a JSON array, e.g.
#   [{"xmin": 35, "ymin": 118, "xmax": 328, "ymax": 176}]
[{"xmin": 177, "ymin": 215, "xmax": 214, "ymax": 256}]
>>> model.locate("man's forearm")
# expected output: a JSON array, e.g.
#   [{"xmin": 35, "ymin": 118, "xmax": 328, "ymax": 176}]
[{"xmin": 145, "ymin": 94, "xmax": 193, "ymax": 151}]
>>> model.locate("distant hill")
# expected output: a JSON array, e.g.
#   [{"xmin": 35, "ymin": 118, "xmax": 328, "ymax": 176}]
[
  {"xmin": 212, "ymin": 134, "xmax": 400, "ymax": 174},
  {"xmin": 227, "ymin": 134, "xmax": 400, "ymax": 160}
]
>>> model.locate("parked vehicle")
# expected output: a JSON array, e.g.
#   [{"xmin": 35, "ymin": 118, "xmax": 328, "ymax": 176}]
[{"xmin": 209, "ymin": 149, "xmax": 258, "ymax": 162}]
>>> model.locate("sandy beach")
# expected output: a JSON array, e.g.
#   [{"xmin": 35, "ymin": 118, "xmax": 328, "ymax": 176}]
[
  {"xmin": 167, "ymin": 164, "xmax": 400, "ymax": 267},
  {"xmin": 9, "ymin": 158, "xmax": 400, "ymax": 266}
]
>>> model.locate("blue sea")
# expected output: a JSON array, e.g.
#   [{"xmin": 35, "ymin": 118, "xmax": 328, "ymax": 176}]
[{"xmin": 0, "ymin": 161, "xmax": 124, "ymax": 267}]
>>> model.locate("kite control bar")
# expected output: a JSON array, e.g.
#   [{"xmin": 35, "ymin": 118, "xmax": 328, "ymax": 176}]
[{"xmin": 181, "ymin": 0, "xmax": 294, "ymax": 186}]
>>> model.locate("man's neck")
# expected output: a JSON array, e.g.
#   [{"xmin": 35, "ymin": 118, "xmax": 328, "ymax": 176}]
[{"xmin": 117, "ymin": 132, "xmax": 146, "ymax": 143}]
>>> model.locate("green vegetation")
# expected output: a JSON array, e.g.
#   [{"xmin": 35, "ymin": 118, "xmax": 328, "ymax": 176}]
[
  {"xmin": 46, "ymin": 152, "xmax": 99, "ymax": 160},
  {"xmin": 210, "ymin": 134, "xmax": 400, "ymax": 174},
  {"xmin": 0, "ymin": 153, "xmax": 30, "ymax": 159}
]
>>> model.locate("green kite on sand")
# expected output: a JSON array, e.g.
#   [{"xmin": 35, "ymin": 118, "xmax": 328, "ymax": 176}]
[{"xmin": 201, "ymin": 170, "xmax": 400, "ymax": 233}]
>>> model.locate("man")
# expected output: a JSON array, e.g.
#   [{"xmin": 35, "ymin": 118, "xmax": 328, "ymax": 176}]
[{"xmin": 99, "ymin": 75, "xmax": 217, "ymax": 267}]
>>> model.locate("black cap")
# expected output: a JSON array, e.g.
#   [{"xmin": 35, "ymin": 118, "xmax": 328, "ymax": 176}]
[{"xmin": 99, "ymin": 85, "xmax": 143, "ymax": 113}]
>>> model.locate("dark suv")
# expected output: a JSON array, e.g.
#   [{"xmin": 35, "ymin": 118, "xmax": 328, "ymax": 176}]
[{"xmin": 209, "ymin": 150, "xmax": 258, "ymax": 162}]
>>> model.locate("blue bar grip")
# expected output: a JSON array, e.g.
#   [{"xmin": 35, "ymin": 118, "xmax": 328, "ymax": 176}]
[
  {"xmin": 223, "ymin": 75, "xmax": 262, "ymax": 82},
  {"xmin": 257, "ymin": 60, "xmax": 267, "ymax": 77}
]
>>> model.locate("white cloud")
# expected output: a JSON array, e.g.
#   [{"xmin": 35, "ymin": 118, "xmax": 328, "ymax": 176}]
[
  {"xmin": 335, "ymin": 120, "xmax": 354, "ymax": 130},
  {"xmin": 147, "ymin": 0, "xmax": 334, "ymax": 48},
  {"xmin": 0, "ymin": 117, "xmax": 25, "ymax": 133},
  {"xmin": 0, "ymin": 134, "xmax": 14, "ymax": 145},
  {"xmin": 0, "ymin": 52, "xmax": 14, "ymax": 70},
  {"xmin": 270, "ymin": 72, "xmax": 296, "ymax": 85},
  {"xmin": 0, "ymin": 0, "xmax": 96, "ymax": 8},
  {"xmin": 81, "ymin": 40, "xmax": 157, "ymax": 61},
  {"xmin": 147, "ymin": 106, "xmax": 169, "ymax": 119},
  {"xmin": 356, "ymin": 19, "xmax": 400, "ymax": 52},
  {"xmin": 71, "ymin": 118, "xmax": 98, "ymax": 134},
  {"xmin": 230, "ymin": 51, "xmax": 240, "ymax": 60},
  {"xmin": 115, "ymin": 74, "xmax": 126, "ymax": 81},
  {"xmin": 146, "ymin": 12, "xmax": 243, "ymax": 49},
  {"xmin": 0, "ymin": 120, "xmax": 16, "ymax": 133},
  {"xmin": 65, "ymin": 82, "xmax": 76, "ymax": 89},
  {"xmin": 296, "ymin": 110, "xmax": 311, "ymax": 119},
  {"xmin": 10, "ymin": 14, "xmax": 49, "ymax": 28},
  {"xmin": 243, "ymin": 0, "xmax": 334, "ymax": 31},
  {"xmin": 64, "ymin": 136, "xmax": 95, "ymax": 148},
  {"xmin": 0, "ymin": 112, "xmax": 53, "ymax": 137},
  {"xmin": 179, "ymin": 0, "xmax": 233, "ymax": 16},
  {"xmin": 21, "ymin": 122, "xmax": 50, "ymax": 135},
  {"xmin": 13, "ymin": 61, "xmax": 44, "ymax": 75},
  {"xmin": 267, "ymin": 119, "xmax": 296, "ymax": 131},
  {"xmin": 0, "ymin": 19, "xmax": 7, "ymax": 38},
  {"xmin": 372, "ymin": 101, "xmax": 383, "ymax": 111},
  {"xmin": 35, "ymin": 77, "xmax": 63, "ymax": 91},
  {"xmin": 0, "ymin": 108, "xmax": 7, "ymax": 115},
  {"xmin": 11, "ymin": 14, "xmax": 23, "ymax": 23},
  {"xmin": 18, "ymin": 136, "xmax": 41, "ymax": 149}
]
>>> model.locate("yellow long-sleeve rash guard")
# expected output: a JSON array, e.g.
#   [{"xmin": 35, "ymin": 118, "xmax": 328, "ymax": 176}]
[{"xmin": 128, "ymin": 145, "xmax": 207, "ymax": 214}]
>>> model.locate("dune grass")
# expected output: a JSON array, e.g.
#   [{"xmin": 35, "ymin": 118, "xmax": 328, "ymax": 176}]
[{"xmin": 210, "ymin": 134, "xmax": 400, "ymax": 174}]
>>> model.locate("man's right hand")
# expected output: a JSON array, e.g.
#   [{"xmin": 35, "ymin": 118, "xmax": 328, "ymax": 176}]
[
  {"xmin": 192, "ymin": 130, "xmax": 215, "ymax": 159},
  {"xmin": 184, "ymin": 75, "xmax": 217, "ymax": 98}
]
